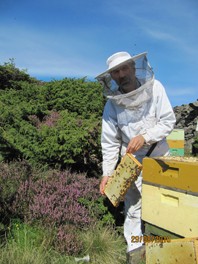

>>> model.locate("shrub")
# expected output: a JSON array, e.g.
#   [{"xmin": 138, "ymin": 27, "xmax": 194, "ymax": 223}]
[
  {"xmin": 23, "ymin": 170, "xmax": 100, "ymax": 226},
  {"xmin": 0, "ymin": 59, "xmax": 37, "ymax": 90},
  {"xmin": 54, "ymin": 224, "xmax": 83, "ymax": 255},
  {"xmin": 0, "ymin": 160, "xmax": 32, "ymax": 226},
  {"xmin": 12, "ymin": 169, "xmax": 102, "ymax": 254},
  {"xmin": 0, "ymin": 161, "xmax": 118, "ymax": 255},
  {"xmin": 0, "ymin": 73, "xmax": 104, "ymax": 175}
]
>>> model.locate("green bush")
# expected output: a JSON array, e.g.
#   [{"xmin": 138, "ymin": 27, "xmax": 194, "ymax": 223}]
[
  {"xmin": 0, "ymin": 61, "xmax": 105, "ymax": 174},
  {"xmin": 0, "ymin": 59, "xmax": 37, "ymax": 90}
]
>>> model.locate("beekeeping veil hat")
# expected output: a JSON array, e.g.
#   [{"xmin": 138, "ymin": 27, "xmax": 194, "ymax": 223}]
[
  {"xmin": 96, "ymin": 51, "xmax": 146, "ymax": 78},
  {"xmin": 95, "ymin": 51, "xmax": 154, "ymax": 109}
]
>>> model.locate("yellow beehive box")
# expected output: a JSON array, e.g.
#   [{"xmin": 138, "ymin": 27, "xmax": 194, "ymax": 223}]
[
  {"xmin": 142, "ymin": 156, "xmax": 198, "ymax": 193},
  {"xmin": 142, "ymin": 184, "xmax": 198, "ymax": 237},
  {"xmin": 167, "ymin": 139, "xmax": 184, "ymax": 149},
  {"xmin": 146, "ymin": 237, "xmax": 198, "ymax": 264},
  {"xmin": 104, "ymin": 153, "xmax": 142, "ymax": 207}
]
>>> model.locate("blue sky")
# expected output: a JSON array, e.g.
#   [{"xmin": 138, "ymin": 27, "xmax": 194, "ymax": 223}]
[{"xmin": 0, "ymin": 0, "xmax": 197, "ymax": 107}]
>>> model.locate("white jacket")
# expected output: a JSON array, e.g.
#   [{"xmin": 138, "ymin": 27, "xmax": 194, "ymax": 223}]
[{"xmin": 101, "ymin": 79, "xmax": 176, "ymax": 176}]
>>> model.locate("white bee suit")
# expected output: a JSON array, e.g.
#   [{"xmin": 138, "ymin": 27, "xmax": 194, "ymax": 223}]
[{"xmin": 99, "ymin": 55, "xmax": 176, "ymax": 252}]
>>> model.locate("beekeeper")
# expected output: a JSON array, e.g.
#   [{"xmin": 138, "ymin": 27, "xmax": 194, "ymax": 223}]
[{"xmin": 96, "ymin": 51, "xmax": 176, "ymax": 256}]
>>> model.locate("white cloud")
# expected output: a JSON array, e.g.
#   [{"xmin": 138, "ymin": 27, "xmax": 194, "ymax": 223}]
[{"xmin": 144, "ymin": 30, "xmax": 177, "ymax": 42}]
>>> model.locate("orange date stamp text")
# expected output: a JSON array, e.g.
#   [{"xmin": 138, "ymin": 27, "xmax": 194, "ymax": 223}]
[{"xmin": 131, "ymin": 235, "xmax": 171, "ymax": 243}]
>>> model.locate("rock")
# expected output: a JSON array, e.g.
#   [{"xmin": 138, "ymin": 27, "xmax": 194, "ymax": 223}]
[{"xmin": 173, "ymin": 100, "xmax": 198, "ymax": 154}]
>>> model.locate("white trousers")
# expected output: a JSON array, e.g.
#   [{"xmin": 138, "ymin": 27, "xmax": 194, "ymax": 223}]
[
  {"xmin": 124, "ymin": 174, "xmax": 143, "ymax": 252},
  {"xmin": 123, "ymin": 139, "xmax": 170, "ymax": 252}
]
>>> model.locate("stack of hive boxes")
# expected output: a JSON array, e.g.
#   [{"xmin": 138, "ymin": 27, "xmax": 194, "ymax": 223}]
[
  {"xmin": 166, "ymin": 129, "xmax": 185, "ymax": 156},
  {"xmin": 142, "ymin": 156, "xmax": 198, "ymax": 238}
]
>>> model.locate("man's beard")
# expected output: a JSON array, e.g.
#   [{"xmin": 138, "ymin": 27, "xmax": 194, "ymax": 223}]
[{"xmin": 119, "ymin": 77, "xmax": 135, "ymax": 93}]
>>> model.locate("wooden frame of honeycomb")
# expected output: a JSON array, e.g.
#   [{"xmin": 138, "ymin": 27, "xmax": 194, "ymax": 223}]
[{"xmin": 104, "ymin": 153, "xmax": 143, "ymax": 207}]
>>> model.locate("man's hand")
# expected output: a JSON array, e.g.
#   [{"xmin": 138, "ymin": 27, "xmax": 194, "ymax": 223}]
[
  {"xmin": 100, "ymin": 176, "xmax": 109, "ymax": 195},
  {"xmin": 126, "ymin": 135, "xmax": 145, "ymax": 153}
]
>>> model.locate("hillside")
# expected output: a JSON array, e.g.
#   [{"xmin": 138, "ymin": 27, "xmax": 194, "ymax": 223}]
[{"xmin": 173, "ymin": 100, "xmax": 198, "ymax": 154}]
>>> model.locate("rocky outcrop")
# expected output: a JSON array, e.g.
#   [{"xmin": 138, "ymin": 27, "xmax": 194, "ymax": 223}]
[{"xmin": 173, "ymin": 100, "xmax": 198, "ymax": 154}]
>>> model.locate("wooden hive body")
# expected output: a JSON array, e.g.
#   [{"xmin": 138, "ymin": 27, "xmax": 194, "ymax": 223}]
[
  {"xmin": 142, "ymin": 184, "xmax": 198, "ymax": 237},
  {"xmin": 143, "ymin": 156, "xmax": 198, "ymax": 192},
  {"xmin": 142, "ymin": 156, "xmax": 198, "ymax": 237},
  {"xmin": 146, "ymin": 237, "xmax": 198, "ymax": 264}
]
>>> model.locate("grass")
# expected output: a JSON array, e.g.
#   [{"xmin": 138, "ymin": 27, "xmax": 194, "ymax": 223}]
[
  {"xmin": 0, "ymin": 220, "xmax": 76, "ymax": 264},
  {"xmin": 80, "ymin": 224, "xmax": 126, "ymax": 264},
  {"xmin": 0, "ymin": 221, "xmax": 127, "ymax": 264},
  {"xmin": 0, "ymin": 242, "xmax": 76, "ymax": 264}
]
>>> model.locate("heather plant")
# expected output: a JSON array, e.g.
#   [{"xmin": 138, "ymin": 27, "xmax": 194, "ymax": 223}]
[
  {"xmin": 0, "ymin": 160, "xmax": 118, "ymax": 255},
  {"xmin": 0, "ymin": 160, "xmax": 52, "ymax": 238},
  {"xmin": 26, "ymin": 170, "xmax": 100, "ymax": 226},
  {"xmin": 0, "ymin": 160, "xmax": 32, "ymax": 228},
  {"xmin": 54, "ymin": 224, "xmax": 83, "ymax": 255},
  {"xmin": 12, "ymin": 169, "xmax": 107, "ymax": 254}
]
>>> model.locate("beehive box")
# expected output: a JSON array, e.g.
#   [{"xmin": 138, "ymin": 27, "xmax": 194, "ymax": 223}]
[
  {"xmin": 167, "ymin": 140, "xmax": 184, "ymax": 149},
  {"xmin": 146, "ymin": 237, "xmax": 198, "ymax": 264},
  {"xmin": 166, "ymin": 129, "xmax": 184, "ymax": 140},
  {"xmin": 142, "ymin": 156, "xmax": 198, "ymax": 193},
  {"xmin": 166, "ymin": 129, "xmax": 185, "ymax": 156},
  {"xmin": 104, "ymin": 153, "xmax": 142, "ymax": 207},
  {"xmin": 169, "ymin": 148, "xmax": 184, "ymax": 156},
  {"xmin": 142, "ymin": 156, "xmax": 198, "ymax": 237},
  {"xmin": 141, "ymin": 184, "xmax": 198, "ymax": 237}
]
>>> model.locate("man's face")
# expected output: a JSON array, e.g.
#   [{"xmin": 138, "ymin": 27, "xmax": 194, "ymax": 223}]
[{"xmin": 110, "ymin": 62, "xmax": 136, "ymax": 93}]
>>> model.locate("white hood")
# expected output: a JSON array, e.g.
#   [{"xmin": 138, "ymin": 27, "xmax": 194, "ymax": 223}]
[
  {"xmin": 97, "ymin": 53, "xmax": 154, "ymax": 109},
  {"xmin": 106, "ymin": 78, "xmax": 154, "ymax": 109}
]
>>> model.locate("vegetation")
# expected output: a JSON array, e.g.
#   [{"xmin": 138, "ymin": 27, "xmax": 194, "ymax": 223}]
[
  {"xmin": 0, "ymin": 60, "xmax": 105, "ymax": 175},
  {"xmin": 0, "ymin": 159, "xmax": 124, "ymax": 261},
  {"xmin": 0, "ymin": 220, "xmax": 126, "ymax": 264},
  {"xmin": 0, "ymin": 61, "xmax": 126, "ymax": 263}
]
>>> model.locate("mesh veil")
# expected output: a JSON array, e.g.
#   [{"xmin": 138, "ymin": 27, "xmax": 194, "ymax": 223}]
[{"xmin": 96, "ymin": 54, "xmax": 154, "ymax": 109}]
